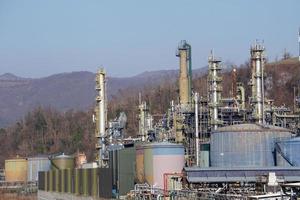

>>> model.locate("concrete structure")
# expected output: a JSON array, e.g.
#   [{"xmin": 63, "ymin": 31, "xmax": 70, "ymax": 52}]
[{"xmin": 176, "ymin": 40, "xmax": 192, "ymax": 106}]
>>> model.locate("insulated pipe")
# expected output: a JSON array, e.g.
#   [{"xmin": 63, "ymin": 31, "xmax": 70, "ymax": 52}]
[
  {"xmin": 194, "ymin": 93, "xmax": 200, "ymax": 166},
  {"xmin": 256, "ymin": 57, "xmax": 263, "ymax": 124},
  {"xmin": 237, "ymin": 85, "xmax": 245, "ymax": 110},
  {"xmin": 96, "ymin": 68, "xmax": 106, "ymax": 167}
]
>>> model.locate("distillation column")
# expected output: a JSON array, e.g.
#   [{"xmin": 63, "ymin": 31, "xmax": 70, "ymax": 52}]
[
  {"xmin": 250, "ymin": 43, "xmax": 265, "ymax": 124},
  {"xmin": 138, "ymin": 101, "xmax": 147, "ymax": 142},
  {"xmin": 176, "ymin": 40, "xmax": 192, "ymax": 106},
  {"xmin": 208, "ymin": 53, "xmax": 222, "ymax": 130},
  {"xmin": 95, "ymin": 68, "xmax": 107, "ymax": 167}
]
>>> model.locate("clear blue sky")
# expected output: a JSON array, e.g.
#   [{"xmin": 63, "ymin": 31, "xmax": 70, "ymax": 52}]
[{"xmin": 0, "ymin": 0, "xmax": 299, "ymax": 78}]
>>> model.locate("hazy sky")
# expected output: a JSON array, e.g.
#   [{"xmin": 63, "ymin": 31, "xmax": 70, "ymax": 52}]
[{"xmin": 0, "ymin": 0, "xmax": 299, "ymax": 78}]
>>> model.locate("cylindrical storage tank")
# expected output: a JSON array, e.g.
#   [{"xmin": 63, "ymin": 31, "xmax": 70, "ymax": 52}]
[
  {"xmin": 211, "ymin": 124, "xmax": 292, "ymax": 167},
  {"xmin": 27, "ymin": 156, "xmax": 51, "ymax": 182},
  {"xmin": 143, "ymin": 142, "xmax": 185, "ymax": 188},
  {"xmin": 136, "ymin": 145, "xmax": 145, "ymax": 183},
  {"xmin": 51, "ymin": 154, "xmax": 74, "ymax": 170},
  {"xmin": 5, "ymin": 158, "xmax": 28, "ymax": 182},
  {"xmin": 276, "ymin": 137, "xmax": 300, "ymax": 167}
]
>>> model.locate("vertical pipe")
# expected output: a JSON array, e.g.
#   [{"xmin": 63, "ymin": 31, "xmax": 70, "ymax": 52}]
[
  {"xmin": 294, "ymin": 87, "xmax": 296, "ymax": 113},
  {"xmin": 187, "ymin": 44, "xmax": 192, "ymax": 103},
  {"xmin": 298, "ymin": 27, "xmax": 300, "ymax": 62},
  {"xmin": 232, "ymin": 68, "xmax": 237, "ymax": 98},
  {"xmin": 194, "ymin": 93, "xmax": 200, "ymax": 166},
  {"xmin": 256, "ymin": 57, "xmax": 263, "ymax": 124},
  {"xmin": 262, "ymin": 56, "xmax": 265, "ymax": 124},
  {"xmin": 139, "ymin": 102, "xmax": 147, "ymax": 142}
]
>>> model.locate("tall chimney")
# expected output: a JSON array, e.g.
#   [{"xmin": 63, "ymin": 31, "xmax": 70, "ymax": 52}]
[{"xmin": 176, "ymin": 40, "xmax": 192, "ymax": 106}]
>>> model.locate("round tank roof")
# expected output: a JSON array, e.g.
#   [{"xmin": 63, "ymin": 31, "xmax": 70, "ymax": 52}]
[
  {"xmin": 27, "ymin": 155, "xmax": 49, "ymax": 159},
  {"xmin": 214, "ymin": 123, "xmax": 291, "ymax": 133},
  {"xmin": 53, "ymin": 153, "xmax": 74, "ymax": 159},
  {"xmin": 141, "ymin": 142, "xmax": 184, "ymax": 149}
]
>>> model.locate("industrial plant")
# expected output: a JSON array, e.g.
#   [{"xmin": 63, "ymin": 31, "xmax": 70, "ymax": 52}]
[{"xmin": 3, "ymin": 40, "xmax": 300, "ymax": 200}]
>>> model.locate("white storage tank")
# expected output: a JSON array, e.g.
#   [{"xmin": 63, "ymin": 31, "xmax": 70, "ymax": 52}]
[
  {"xmin": 27, "ymin": 156, "xmax": 51, "ymax": 182},
  {"xmin": 142, "ymin": 142, "xmax": 185, "ymax": 188}
]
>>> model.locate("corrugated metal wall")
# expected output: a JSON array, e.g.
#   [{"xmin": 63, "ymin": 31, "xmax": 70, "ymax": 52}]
[
  {"xmin": 109, "ymin": 146, "xmax": 136, "ymax": 197},
  {"xmin": 276, "ymin": 137, "xmax": 300, "ymax": 167},
  {"xmin": 38, "ymin": 168, "xmax": 112, "ymax": 198},
  {"xmin": 211, "ymin": 124, "xmax": 292, "ymax": 167},
  {"xmin": 118, "ymin": 147, "xmax": 136, "ymax": 196}
]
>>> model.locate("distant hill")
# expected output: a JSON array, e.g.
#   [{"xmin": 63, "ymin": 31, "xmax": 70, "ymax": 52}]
[
  {"xmin": 1, "ymin": 57, "xmax": 299, "ymax": 128},
  {"xmin": 0, "ymin": 67, "xmax": 206, "ymax": 127}
]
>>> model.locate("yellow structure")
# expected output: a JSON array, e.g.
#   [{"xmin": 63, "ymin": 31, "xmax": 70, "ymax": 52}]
[{"xmin": 5, "ymin": 158, "xmax": 28, "ymax": 182}]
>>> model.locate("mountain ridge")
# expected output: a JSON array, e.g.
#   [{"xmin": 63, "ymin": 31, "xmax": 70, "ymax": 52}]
[{"xmin": 0, "ymin": 67, "xmax": 207, "ymax": 127}]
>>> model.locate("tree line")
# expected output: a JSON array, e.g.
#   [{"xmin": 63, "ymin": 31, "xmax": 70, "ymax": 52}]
[{"xmin": 0, "ymin": 58, "xmax": 299, "ymax": 167}]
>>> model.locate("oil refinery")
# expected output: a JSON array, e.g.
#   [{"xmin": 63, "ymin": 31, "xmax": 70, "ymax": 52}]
[{"xmin": 3, "ymin": 40, "xmax": 300, "ymax": 200}]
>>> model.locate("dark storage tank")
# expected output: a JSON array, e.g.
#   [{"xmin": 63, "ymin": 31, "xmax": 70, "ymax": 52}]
[{"xmin": 210, "ymin": 124, "xmax": 292, "ymax": 167}]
